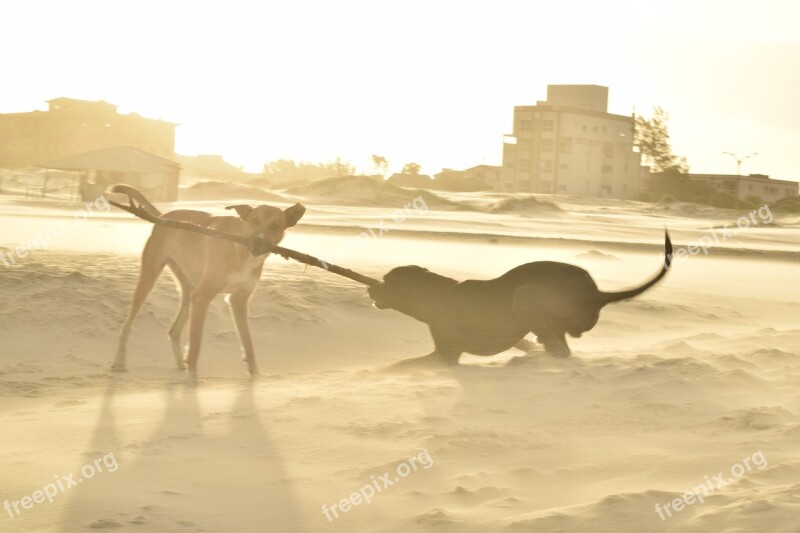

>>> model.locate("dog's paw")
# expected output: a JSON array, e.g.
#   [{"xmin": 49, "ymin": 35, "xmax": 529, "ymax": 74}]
[
  {"xmin": 184, "ymin": 369, "xmax": 198, "ymax": 387},
  {"xmin": 244, "ymin": 360, "xmax": 260, "ymax": 378}
]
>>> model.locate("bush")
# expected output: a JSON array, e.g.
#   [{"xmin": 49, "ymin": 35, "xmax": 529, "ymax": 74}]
[
  {"xmin": 709, "ymin": 191, "xmax": 738, "ymax": 209},
  {"xmin": 743, "ymin": 195, "xmax": 764, "ymax": 208},
  {"xmin": 772, "ymin": 196, "xmax": 800, "ymax": 214},
  {"xmin": 658, "ymin": 194, "xmax": 677, "ymax": 204}
]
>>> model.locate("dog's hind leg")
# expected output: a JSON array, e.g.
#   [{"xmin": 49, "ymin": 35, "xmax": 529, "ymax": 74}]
[
  {"xmin": 514, "ymin": 338, "xmax": 538, "ymax": 354},
  {"xmin": 167, "ymin": 262, "xmax": 193, "ymax": 370},
  {"xmin": 228, "ymin": 289, "xmax": 258, "ymax": 377},
  {"xmin": 538, "ymin": 333, "xmax": 571, "ymax": 358},
  {"xmin": 113, "ymin": 241, "xmax": 166, "ymax": 371},
  {"xmin": 388, "ymin": 350, "xmax": 460, "ymax": 370}
]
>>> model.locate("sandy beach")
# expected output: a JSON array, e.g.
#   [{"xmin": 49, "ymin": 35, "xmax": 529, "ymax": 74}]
[{"xmin": 1, "ymin": 184, "xmax": 799, "ymax": 532}]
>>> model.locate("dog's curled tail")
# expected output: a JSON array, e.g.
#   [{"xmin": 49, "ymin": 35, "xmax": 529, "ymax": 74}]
[
  {"xmin": 109, "ymin": 184, "xmax": 162, "ymax": 217},
  {"xmin": 599, "ymin": 230, "xmax": 672, "ymax": 306}
]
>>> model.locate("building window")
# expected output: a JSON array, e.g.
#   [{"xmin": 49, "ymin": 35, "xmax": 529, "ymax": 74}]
[
  {"xmin": 558, "ymin": 137, "xmax": 572, "ymax": 153},
  {"xmin": 602, "ymin": 164, "xmax": 613, "ymax": 173},
  {"xmin": 541, "ymin": 139, "xmax": 553, "ymax": 152},
  {"xmin": 559, "ymin": 163, "xmax": 568, "ymax": 170},
  {"xmin": 593, "ymin": 126, "xmax": 598, "ymax": 133},
  {"xmin": 520, "ymin": 119, "xmax": 532, "ymax": 132},
  {"xmin": 582, "ymin": 124, "xmax": 587, "ymax": 132},
  {"xmin": 542, "ymin": 119, "xmax": 554, "ymax": 132},
  {"xmin": 541, "ymin": 160, "xmax": 553, "ymax": 173},
  {"xmin": 519, "ymin": 159, "xmax": 530, "ymax": 171},
  {"xmin": 505, "ymin": 162, "xmax": 515, "ymax": 169},
  {"xmin": 603, "ymin": 143, "xmax": 613, "ymax": 158},
  {"xmin": 602, "ymin": 126, "xmax": 607, "ymax": 134}
]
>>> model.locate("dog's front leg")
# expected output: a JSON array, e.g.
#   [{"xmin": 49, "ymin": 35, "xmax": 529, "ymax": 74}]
[{"xmin": 228, "ymin": 290, "xmax": 259, "ymax": 377}]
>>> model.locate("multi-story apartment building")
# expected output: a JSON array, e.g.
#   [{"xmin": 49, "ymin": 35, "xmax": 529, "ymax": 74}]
[
  {"xmin": 0, "ymin": 97, "xmax": 176, "ymax": 169},
  {"xmin": 502, "ymin": 85, "xmax": 641, "ymax": 199}
]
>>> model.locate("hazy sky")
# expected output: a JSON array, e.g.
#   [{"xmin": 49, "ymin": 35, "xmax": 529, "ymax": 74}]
[{"xmin": 2, "ymin": 0, "xmax": 799, "ymax": 179}]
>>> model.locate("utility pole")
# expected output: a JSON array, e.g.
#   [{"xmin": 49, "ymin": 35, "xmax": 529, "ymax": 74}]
[{"xmin": 722, "ymin": 151, "xmax": 758, "ymax": 176}]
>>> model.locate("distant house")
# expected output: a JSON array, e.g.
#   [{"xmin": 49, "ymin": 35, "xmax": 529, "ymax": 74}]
[
  {"xmin": 387, "ymin": 173, "xmax": 434, "ymax": 188},
  {"xmin": 176, "ymin": 154, "xmax": 249, "ymax": 184},
  {"xmin": 435, "ymin": 165, "xmax": 498, "ymax": 191},
  {"xmin": 40, "ymin": 145, "xmax": 180, "ymax": 202},
  {"xmin": 686, "ymin": 173, "xmax": 798, "ymax": 203},
  {"xmin": 465, "ymin": 165, "xmax": 501, "ymax": 190},
  {"xmin": 0, "ymin": 97, "xmax": 176, "ymax": 169}
]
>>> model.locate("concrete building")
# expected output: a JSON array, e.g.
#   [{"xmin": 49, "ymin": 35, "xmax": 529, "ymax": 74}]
[
  {"xmin": 0, "ymin": 97, "xmax": 176, "ymax": 169},
  {"xmin": 687, "ymin": 173, "xmax": 798, "ymax": 203},
  {"xmin": 502, "ymin": 85, "xmax": 641, "ymax": 199},
  {"xmin": 465, "ymin": 164, "xmax": 502, "ymax": 190}
]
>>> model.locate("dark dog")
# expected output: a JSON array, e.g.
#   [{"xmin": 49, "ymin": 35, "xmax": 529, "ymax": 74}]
[{"xmin": 368, "ymin": 231, "xmax": 672, "ymax": 365}]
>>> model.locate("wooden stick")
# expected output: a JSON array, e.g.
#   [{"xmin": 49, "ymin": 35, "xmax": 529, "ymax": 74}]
[{"xmin": 108, "ymin": 196, "xmax": 381, "ymax": 287}]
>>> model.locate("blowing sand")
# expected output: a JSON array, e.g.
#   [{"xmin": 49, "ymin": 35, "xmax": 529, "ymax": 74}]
[{"xmin": 1, "ymin": 191, "xmax": 799, "ymax": 532}]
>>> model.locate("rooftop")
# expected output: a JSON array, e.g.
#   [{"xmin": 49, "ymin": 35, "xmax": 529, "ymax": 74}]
[{"xmin": 39, "ymin": 145, "xmax": 180, "ymax": 173}]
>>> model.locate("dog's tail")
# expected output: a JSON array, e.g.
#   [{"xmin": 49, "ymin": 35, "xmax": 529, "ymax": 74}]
[
  {"xmin": 109, "ymin": 184, "xmax": 162, "ymax": 217},
  {"xmin": 598, "ymin": 230, "xmax": 672, "ymax": 306}
]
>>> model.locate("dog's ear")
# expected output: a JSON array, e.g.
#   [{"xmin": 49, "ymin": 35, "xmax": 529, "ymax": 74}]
[
  {"xmin": 225, "ymin": 204, "xmax": 253, "ymax": 220},
  {"xmin": 284, "ymin": 203, "xmax": 306, "ymax": 228}
]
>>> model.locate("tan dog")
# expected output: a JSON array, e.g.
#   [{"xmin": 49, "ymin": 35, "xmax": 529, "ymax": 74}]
[{"xmin": 111, "ymin": 184, "xmax": 306, "ymax": 382}]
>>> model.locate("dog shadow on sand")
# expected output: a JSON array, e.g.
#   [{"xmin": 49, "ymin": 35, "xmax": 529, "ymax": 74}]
[{"xmin": 56, "ymin": 380, "xmax": 304, "ymax": 531}]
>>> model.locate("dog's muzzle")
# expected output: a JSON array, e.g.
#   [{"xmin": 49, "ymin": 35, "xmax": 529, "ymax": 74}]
[
  {"xmin": 248, "ymin": 234, "xmax": 270, "ymax": 256},
  {"xmin": 367, "ymin": 284, "xmax": 387, "ymax": 309}
]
